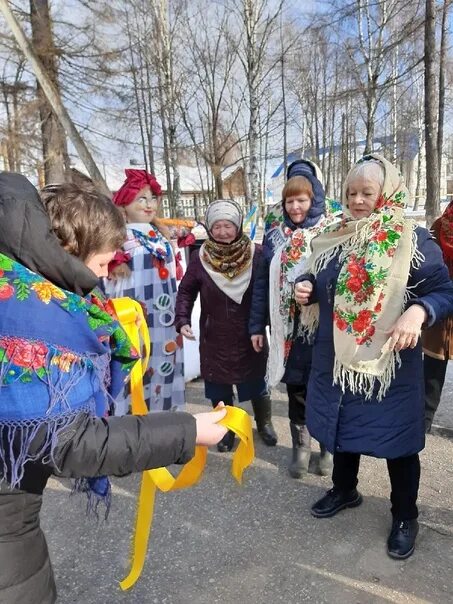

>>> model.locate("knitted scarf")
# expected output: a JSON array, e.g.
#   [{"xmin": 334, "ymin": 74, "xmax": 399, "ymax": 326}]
[
  {"xmin": 201, "ymin": 234, "xmax": 252, "ymax": 279},
  {"xmin": 0, "ymin": 253, "xmax": 138, "ymax": 513},
  {"xmin": 265, "ymin": 200, "xmax": 342, "ymax": 387},
  {"xmin": 300, "ymin": 154, "xmax": 423, "ymax": 400},
  {"xmin": 200, "ymin": 235, "xmax": 254, "ymax": 304}
]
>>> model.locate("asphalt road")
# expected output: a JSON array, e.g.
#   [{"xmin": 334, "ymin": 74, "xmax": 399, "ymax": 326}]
[{"xmin": 42, "ymin": 379, "xmax": 453, "ymax": 604}]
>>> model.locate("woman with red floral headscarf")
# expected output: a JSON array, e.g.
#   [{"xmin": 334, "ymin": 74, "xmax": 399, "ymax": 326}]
[
  {"xmin": 104, "ymin": 169, "xmax": 185, "ymax": 413},
  {"xmin": 422, "ymin": 200, "xmax": 453, "ymax": 432}
]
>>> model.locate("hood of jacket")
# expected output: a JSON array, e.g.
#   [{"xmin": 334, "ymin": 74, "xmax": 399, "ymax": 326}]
[{"xmin": 0, "ymin": 172, "xmax": 98, "ymax": 295}]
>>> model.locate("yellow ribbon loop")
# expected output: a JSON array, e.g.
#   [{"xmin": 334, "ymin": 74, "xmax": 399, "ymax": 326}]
[
  {"xmin": 119, "ymin": 406, "xmax": 254, "ymax": 591},
  {"xmin": 111, "ymin": 297, "xmax": 150, "ymax": 415},
  {"xmin": 112, "ymin": 297, "xmax": 255, "ymax": 591}
]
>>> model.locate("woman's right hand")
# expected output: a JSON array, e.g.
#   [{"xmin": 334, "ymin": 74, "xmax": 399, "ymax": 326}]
[
  {"xmin": 251, "ymin": 335, "xmax": 264, "ymax": 352},
  {"xmin": 180, "ymin": 324, "xmax": 196, "ymax": 340},
  {"xmin": 195, "ymin": 403, "xmax": 228, "ymax": 445},
  {"xmin": 295, "ymin": 280, "xmax": 313, "ymax": 305}
]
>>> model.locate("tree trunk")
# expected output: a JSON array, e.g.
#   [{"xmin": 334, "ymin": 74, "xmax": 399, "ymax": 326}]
[
  {"xmin": 424, "ymin": 0, "xmax": 440, "ymax": 226},
  {"xmin": 244, "ymin": 0, "xmax": 260, "ymax": 211},
  {"xmin": 125, "ymin": 10, "xmax": 148, "ymax": 171},
  {"xmin": 364, "ymin": 91, "xmax": 376, "ymax": 154},
  {"xmin": 151, "ymin": 0, "xmax": 180, "ymax": 217},
  {"xmin": 30, "ymin": 0, "xmax": 69, "ymax": 183},
  {"xmin": 437, "ymin": 0, "xmax": 450, "ymax": 184},
  {"xmin": 0, "ymin": 0, "xmax": 110, "ymax": 195}
]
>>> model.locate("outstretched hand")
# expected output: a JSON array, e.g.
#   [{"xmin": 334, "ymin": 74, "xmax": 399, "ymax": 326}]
[{"xmin": 194, "ymin": 403, "xmax": 228, "ymax": 445}]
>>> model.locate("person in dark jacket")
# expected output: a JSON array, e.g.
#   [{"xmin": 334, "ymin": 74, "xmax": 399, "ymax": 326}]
[
  {"xmin": 421, "ymin": 200, "xmax": 453, "ymax": 431},
  {"xmin": 249, "ymin": 159, "xmax": 337, "ymax": 479},
  {"xmin": 295, "ymin": 154, "xmax": 453, "ymax": 561},
  {"xmin": 0, "ymin": 174, "xmax": 227, "ymax": 604},
  {"xmin": 175, "ymin": 199, "xmax": 277, "ymax": 452}
]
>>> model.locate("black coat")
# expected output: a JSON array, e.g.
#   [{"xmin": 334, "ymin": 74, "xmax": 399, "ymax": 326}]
[
  {"xmin": 0, "ymin": 172, "xmax": 197, "ymax": 603},
  {"xmin": 175, "ymin": 247, "xmax": 267, "ymax": 385}
]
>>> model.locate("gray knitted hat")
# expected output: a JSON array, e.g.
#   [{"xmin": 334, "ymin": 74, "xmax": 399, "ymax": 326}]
[{"xmin": 204, "ymin": 199, "xmax": 243, "ymax": 232}]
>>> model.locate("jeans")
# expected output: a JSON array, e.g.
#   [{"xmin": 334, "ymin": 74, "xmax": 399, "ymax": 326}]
[{"xmin": 332, "ymin": 451, "xmax": 420, "ymax": 520}]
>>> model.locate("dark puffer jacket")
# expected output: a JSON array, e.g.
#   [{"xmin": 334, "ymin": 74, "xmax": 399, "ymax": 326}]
[
  {"xmin": 305, "ymin": 227, "xmax": 453, "ymax": 459},
  {"xmin": 249, "ymin": 159, "xmax": 327, "ymax": 385},
  {"xmin": 175, "ymin": 247, "xmax": 267, "ymax": 385},
  {"xmin": 0, "ymin": 173, "xmax": 197, "ymax": 604}
]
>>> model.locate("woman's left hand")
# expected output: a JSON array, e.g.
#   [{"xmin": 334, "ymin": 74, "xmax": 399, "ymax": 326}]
[{"xmin": 387, "ymin": 304, "xmax": 428, "ymax": 352}]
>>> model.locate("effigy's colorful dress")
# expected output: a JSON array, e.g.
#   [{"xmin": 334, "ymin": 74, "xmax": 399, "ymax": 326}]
[{"xmin": 104, "ymin": 223, "xmax": 185, "ymax": 413}]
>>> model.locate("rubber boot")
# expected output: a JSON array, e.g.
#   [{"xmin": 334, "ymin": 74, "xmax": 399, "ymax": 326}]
[
  {"xmin": 319, "ymin": 443, "xmax": 333, "ymax": 477},
  {"xmin": 217, "ymin": 430, "xmax": 235, "ymax": 452},
  {"xmin": 289, "ymin": 422, "xmax": 311, "ymax": 479},
  {"xmin": 212, "ymin": 401, "xmax": 235, "ymax": 452},
  {"xmin": 251, "ymin": 394, "xmax": 277, "ymax": 446}
]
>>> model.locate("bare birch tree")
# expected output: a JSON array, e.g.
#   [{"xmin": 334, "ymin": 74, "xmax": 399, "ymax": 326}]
[
  {"xmin": 424, "ymin": 0, "xmax": 440, "ymax": 225},
  {"xmin": 150, "ymin": 0, "xmax": 181, "ymax": 216}
]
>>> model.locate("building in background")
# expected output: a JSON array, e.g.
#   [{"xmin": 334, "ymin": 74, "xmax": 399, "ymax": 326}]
[{"xmin": 269, "ymin": 131, "xmax": 453, "ymax": 210}]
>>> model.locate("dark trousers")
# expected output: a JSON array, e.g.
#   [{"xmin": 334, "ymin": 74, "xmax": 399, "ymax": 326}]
[
  {"xmin": 286, "ymin": 384, "xmax": 307, "ymax": 425},
  {"xmin": 332, "ymin": 451, "xmax": 420, "ymax": 520},
  {"xmin": 424, "ymin": 354, "xmax": 448, "ymax": 430}
]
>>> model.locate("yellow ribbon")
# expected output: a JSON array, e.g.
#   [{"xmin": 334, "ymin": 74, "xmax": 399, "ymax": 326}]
[
  {"xmin": 110, "ymin": 297, "xmax": 255, "ymax": 591},
  {"xmin": 119, "ymin": 408, "xmax": 253, "ymax": 591},
  {"xmin": 111, "ymin": 298, "xmax": 150, "ymax": 415}
]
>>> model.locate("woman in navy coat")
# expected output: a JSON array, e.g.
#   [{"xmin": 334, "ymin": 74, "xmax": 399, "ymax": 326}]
[
  {"xmin": 296, "ymin": 154, "xmax": 453, "ymax": 560},
  {"xmin": 249, "ymin": 159, "xmax": 335, "ymax": 479}
]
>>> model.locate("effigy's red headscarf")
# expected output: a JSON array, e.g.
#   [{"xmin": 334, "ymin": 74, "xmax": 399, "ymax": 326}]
[{"xmin": 113, "ymin": 169, "xmax": 162, "ymax": 207}]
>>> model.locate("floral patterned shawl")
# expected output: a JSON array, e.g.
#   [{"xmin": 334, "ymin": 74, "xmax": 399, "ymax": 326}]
[
  {"xmin": 265, "ymin": 201, "xmax": 340, "ymax": 386},
  {"xmin": 200, "ymin": 234, "xmax": 255, "ymax": 304},
  {"xmin": 300, "ymin": 154, "xmax": 422, "ymax": 400},
  {"xmin": 0, "ymin": 253, "xmax": 138, "ymax": 511}
]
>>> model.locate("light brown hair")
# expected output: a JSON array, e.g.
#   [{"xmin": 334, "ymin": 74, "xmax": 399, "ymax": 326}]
[
  {"xmin": 282, "ymin": 176, "xmax": 313, "ymax": 201},
  {"xmin": 40, "ymin": 183, "xmax": 126, "ymax": 260}
]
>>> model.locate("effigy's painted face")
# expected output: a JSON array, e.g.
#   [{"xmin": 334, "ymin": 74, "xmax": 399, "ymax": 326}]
[
  {"xmin": 123, "ymin": 186, "xmax": 159, "ymax": 223},
  {"xmin": 85, "ymin": 249, "xmax": 116, "ymax": 278},
  {"xmin": 347, "ymin": 177, "xmax": 382, "ymax": 219},
  {"xmin": 210, "ymin": 220, "xmax": 238, "ymax": 244}
]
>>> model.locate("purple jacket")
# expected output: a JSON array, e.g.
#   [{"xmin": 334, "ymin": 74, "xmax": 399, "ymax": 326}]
[{"xmin": 175, "ymin": 247, "xmax": 267, "ymax": 384}]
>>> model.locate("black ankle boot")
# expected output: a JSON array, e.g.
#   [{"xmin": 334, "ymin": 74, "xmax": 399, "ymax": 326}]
[
  {"xmin": 311, "ymin": 487, "xmax": 363, "ymax": 518},
  {"xmin": 251, "ymin": 395, "xmax": 277, "ymax": 446},
  {"xmin": 387, "ymin": 519, "xmax": 419, "ymax": 559},
  {"xmin": 288, "ymin": 422, "xmax": 311, "ymax": 479},
  {"xmin": 217, "ymin": 430, "xmax": 235, "ymax": 453}
]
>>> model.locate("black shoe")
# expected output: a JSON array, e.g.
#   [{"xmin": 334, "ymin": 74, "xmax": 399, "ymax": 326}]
[
  {"xmin": 258, "ymin": 422, "xmax": 277, "ymax": 446},
  {"xmin": 311, "ymin": 487, "xmax": 363, "ymax": 518},
  {"xmin": 387, "ymin": 519, "xmax": 419, "ymax": 560},
  {"xmin": 217, "ymin": 430, "xmax": 235, "ymax": 453}
]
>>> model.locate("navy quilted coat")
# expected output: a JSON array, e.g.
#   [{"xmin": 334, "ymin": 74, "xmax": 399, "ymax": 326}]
[
  {"xmin": 175, "ymin": 247, "xmax": 267, "ymax": 384},
  {"xmin": 248, "ymin": 213, "xmax": 312, "ymax": 386},
  {"xmin": 306, "ymin": 227, "xmax": 453, "ymax": 459}
]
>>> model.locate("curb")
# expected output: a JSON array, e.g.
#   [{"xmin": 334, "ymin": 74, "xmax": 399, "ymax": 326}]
[{"xmin": 430, "ymin": 424, "xmax": 453, "ymax": 440}]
